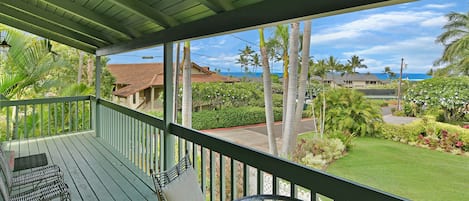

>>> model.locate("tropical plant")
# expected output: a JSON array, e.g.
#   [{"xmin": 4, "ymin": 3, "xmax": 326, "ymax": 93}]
[
  {"xmin": 383, "ymin": 66, "xmax": 396, "ymax": 80},
  {"xmin": 347, "ymin": 55, "xmax": 367, "ymax": 73},
  {"xmin": 259, "ymin": 28, "xmax": 278, "ymax": 155},
  {"xmin": 0, "ymin": 26, "xmax": 66, "ymax": 99},
  {"xmin": 313, "ymin": 88, "xmax": 383, "ymax": 137},
  {"xmin": 281, "ymin": 22, "xmax": 300, "ymax": 156},
  {"xmin": 404, "ymin": 77, "xmax": 469, "ymax": 121},
  {"xmin": 182, "ymin": 41, "xmax": 192, "ymax": 128},
  {"xmin": 435, "ymin": 11, "xmax": 469, "ymax": 75}
]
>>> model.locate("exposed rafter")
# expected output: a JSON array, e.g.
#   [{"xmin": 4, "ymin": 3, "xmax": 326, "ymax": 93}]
[
  {"xmin": 107, "ymin": 0, "xmax": 179, "ymax": 28},
  {"xmin": 41, "ymin": 0, "xmax": 135, "ymax": 39},
  {"xmin": 197, "ymin": 0, "xmax": 226, "ymax": 13},
  {"xmin": 0, "ymin": 13, "xmax": 96, "ymax": 53},
  {"xmin": 98, "ymin": 0, "xmax": 412, "ymax": 56},
  {"xmin": 0, "ymin": 0, "xmax": 116, "ymax": 44},
  {"xmin": 0, "ymin": 4, "xmax": 106, "ymax": 47}
]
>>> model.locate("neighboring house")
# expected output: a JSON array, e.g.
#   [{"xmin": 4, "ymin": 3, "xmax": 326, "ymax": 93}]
[
  {"xmin": 108, "ymin": 62, "xmax": 238, "ymax": 110},
  {"xmin": 311, "ymin": 73, "xmax": 387, "ymax": 88}
]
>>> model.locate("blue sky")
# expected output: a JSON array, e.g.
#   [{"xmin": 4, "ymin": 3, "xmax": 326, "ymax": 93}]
[{"xmin": 108, "ymin": 0, "xmax": 467, "ymax": 74}]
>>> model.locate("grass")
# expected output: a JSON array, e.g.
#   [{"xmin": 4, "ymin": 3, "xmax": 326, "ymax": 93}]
[{"xmin": 325, "ymin": 137, "xmax": 469, "ymax": 201}]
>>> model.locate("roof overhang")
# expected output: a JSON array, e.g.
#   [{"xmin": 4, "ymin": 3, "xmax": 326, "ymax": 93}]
[{"xmin": 0, "ymin": 0, "xmax": 415, "ymax": 56}]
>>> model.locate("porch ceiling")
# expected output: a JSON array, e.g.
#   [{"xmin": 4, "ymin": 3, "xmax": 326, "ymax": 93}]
[{"xmin": 0, "ymin": 0, "xmax": 414, "ymax": 56}]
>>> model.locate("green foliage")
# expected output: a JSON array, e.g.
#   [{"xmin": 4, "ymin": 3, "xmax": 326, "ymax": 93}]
[
  {"xmin": 191, "ymin": 107, "xmax": 283, "ymax": 130},
  {"xmin": 313, "ymin": 88, "xmax": 383, "ymax": 136},
  {"xmin": 293, "ymin": 136, "xmax": 346, "ymax": 170},
  {"xmin": 380, "ymin": 117, "xmax": 469, "ymax": 153},
  {"xmin": 187, "ymin": 82, "xmax": 275, "ymax": 110},
  {"xmin": 404, "ymin": 77, "xmax": 469, "ymax": 121}
]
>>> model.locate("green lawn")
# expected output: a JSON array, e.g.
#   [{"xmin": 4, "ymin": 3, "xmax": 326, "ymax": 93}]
[{"xmin": 326, "ymin": 138, "xmax": 469, "ymax": 201}]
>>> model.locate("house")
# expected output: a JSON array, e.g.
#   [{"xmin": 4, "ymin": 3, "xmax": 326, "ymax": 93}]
[
  {"xmin": 312, "ymin": 73, "xmax": 387, "ymax": 88},
  {"xmin": 108, "ymin": 62, "xmax": 238, "ymax": 110}
]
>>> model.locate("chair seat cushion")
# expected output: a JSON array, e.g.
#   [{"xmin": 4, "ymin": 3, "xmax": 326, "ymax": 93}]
[{"xmin": 161, "ymin": 166, "xmax": 204, "ymax": 201}]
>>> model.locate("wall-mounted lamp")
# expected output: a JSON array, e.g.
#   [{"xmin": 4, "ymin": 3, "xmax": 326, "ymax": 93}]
[{"xmin": 0, "ymin": 31, "xmax": 11, "ymax": 55}]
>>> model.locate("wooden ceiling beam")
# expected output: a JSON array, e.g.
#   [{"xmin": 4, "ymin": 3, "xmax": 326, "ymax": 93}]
[
  {"xmin": 41, "ymin": 0, "xmax": 136, "ymax": 39},
  {"xmin": 108, "ymin": 0, "xmax": 179, "ymax": 28},
  {"xmin": 0, "ymin": 13, "xmax": 96, "ymax": 53},
  {"xmin": 0, "ymin": 3, "xmax": 107, "ymax": 47},
  {"xmin": 0, "ymin": 0, "xmax": 116, "ymax": 44},
  {"xmin": 98, "ymin": 0, "xmax": 413, "ymax": 56}
]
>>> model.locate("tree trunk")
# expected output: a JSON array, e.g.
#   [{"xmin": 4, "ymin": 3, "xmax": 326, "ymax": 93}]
[
  {"xmin": 281, "ymin": 22, "xmax": 300, "ymax": 157},
  {"xmin": 294, "ymin": 20, "xmax": 312, "ymax": 135},
  {"xmin": 77, "ymin": 51, "xmax": 84, "ymax": 84},
  {"xmin": 173, "ymin": 42, "xmax": 181, "ymax": 122},
  {"xmin": 87, "ymin": 57, "xmax": 94, "ymax": 86},
  {"xmin": 259, "ymin": 28, "xmax": 278, "ymax": 156},
  {"xmin": 282, "ymin": 53, "xmax": 288, "ymax": 136},
  {"xmin": 182, "ymin": 41, "xmax": 192, "ymax": 128}
]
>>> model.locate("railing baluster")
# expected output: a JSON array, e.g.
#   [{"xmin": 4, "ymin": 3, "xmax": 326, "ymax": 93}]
[
  {"xmin": 15, "ymin": 105, "xmax": 19, "ymax": 140},
  {"xmin": 201, "ymin": 147, "xmax": 206, "ymax": 197},
  {"xmin": 32, "ymin": 104, "xmax": 36, "ymax": 137},
  {"xmin": 220, "ymin": 155, "xmax": 226, "ymax": 201},
  {"xmin": 40, "ymin": 104, "xmax": 43, "ymax": 137},
  {"xmin": 257, "ymin": 169, "xmax": 261, "ymax": 194},
  {"xmin": 210, "ymin": 150, "xmax": 214, "ymax": 201},
  {"xmin": 272, "ymin": 175, "xmax": 278, "ymax": 195},
  {"xmin": 75, "ymin": 100, "xmax": 79, "ymax": 132},
  {"xmin": 61, "ymin": 102, "xmax": 65, "ymax": 133},
  {"xmin": 68, "ymin": 101, "xmax": 72, "ymax": 133},
  {"xmin": 231, "ymin": 158, "xmax": 236, "ymax": 200},
  {"xmin": 54, "ymin": 102, "xmax": 58, "ymax": 135},
  {"xmin": 291, "ymin": 183, "xmax": 296, "ymax": 199},
  {"xmin": 23, "ymin": 105, "xmax": 27, "ymax": 139},
  {"xmin": 243, "ymin": 163, "xmax": 248, "ymax": 196},
  {"xmin": 6, "ymin": 107, "xmax": 10, "ymax": 141}
]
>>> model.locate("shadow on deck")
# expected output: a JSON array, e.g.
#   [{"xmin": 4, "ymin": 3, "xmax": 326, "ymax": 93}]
[{"xmin": 5, "ymin": 131, "xmax": 156, "ymax": 201}]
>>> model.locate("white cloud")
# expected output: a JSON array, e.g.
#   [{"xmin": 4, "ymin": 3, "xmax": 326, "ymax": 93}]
[
  {"xmin": 423, "ymin": 3, "xmax": 455, "ymax": 9},
  {"xmin": 421, "ymin": 16, "xmax": 447, "ymax": 27},
  {"xmin": 343, "ymin": 37, "xmax": 443, "ymax": 73},
  {"xmin": 311, "ymin": 11, "xmax": 440, "ymax": 44}
]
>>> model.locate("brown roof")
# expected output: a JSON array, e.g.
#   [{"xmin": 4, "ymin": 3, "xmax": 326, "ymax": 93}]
[{"xmin": 108, "ymin": 62, "xmax": 238, "ymax": 97}]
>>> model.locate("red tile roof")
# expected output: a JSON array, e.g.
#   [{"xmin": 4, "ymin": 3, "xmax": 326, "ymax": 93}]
[{"xmin": 108, "ymin": 62, "xmax": 238, "ymax": 97}]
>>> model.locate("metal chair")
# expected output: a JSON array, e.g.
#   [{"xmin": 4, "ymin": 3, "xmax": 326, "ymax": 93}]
[
  {"xmin": 150, "ymin": 154, "xmax": 204, "ymax": 201},
  {"xmin": 0, "ymin": 174, "xmax": 70, "ymax": 201},
  {"xmin": 0, "ymin": 148, "xmax": 63, "ymax": 192}
]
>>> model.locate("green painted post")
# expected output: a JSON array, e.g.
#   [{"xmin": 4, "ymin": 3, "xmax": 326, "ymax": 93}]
[
  {"xmin": 95, "ymin": 55, "xmax": 102, "ymax": 137},
  {"xmin": 163, "ymin": 42, "xmax": 175, "ymax": 170}
]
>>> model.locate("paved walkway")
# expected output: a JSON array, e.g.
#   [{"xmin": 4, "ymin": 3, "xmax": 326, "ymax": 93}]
[{"xmin": 204, "ymin": 113, "xmax": 419, "ymax": 153}]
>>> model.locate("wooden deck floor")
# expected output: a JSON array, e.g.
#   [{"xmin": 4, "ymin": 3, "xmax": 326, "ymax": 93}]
[{"xmin": 6, "ymin": 132, "xmax": 156, "ymax": 201}]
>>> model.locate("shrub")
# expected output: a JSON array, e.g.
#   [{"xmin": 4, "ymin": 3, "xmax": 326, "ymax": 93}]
[
  {"xmin": 313, "ymin": 88, "xmax": 383, "ymax": 136},
  {"xmin": 380, "ymin": 117, "xmax": 469, "ymax": 153},
  {"xmin": 404, "ymin": 76, "xmax": 469, "ymax": 121},
  {"xmin": 293, "ymin": 137, "xmax": 346, "ymax": 170},
  {"xmin": 192, "ymin": 107, "xmax": 283, "ymax": 130}
]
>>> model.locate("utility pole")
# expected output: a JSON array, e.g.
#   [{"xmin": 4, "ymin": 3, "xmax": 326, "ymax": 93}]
[{"xmin": 397, "ymin": 58, "xmax": 404, "ymax": 111}]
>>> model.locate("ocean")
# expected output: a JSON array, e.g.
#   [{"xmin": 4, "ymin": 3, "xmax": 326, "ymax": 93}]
[{"xmin": 219, "ymin": 72, "xmax": 432, "ymax": 81}]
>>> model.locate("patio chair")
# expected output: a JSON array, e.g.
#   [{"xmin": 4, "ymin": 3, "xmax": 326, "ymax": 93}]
[
  {"xmin": 0, "ymin": 149, "xmax": 62, "ymax": 192},
  {"xmin": 0, "ymin": 174, "xmax": 70, "ymax": 201},
  {"xmin": 150, "ymin": 154, "xmax": 204, "ymax": 201}
]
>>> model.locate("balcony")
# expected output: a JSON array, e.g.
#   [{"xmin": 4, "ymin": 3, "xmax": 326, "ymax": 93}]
[{"xmin": 0, "ymin": 96, "xmax": 407, "ymax": 201}]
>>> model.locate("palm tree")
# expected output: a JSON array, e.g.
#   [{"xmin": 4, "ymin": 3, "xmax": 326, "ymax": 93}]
[
  {"xmin": 310, "ymin": 59, "xmax": 329, "ymax": 138},
  {"xmin": 384, "ymin": 66, "xmax": 396, "ymax": 80},
  {"xmin": 272, "ymin": 25, "xmax": 290, "ymax": 130},
  {"xmin": 347, "ymin": 55, "xmax": 367, "ymax": 73},
  {"xmin": 182, "ymin": 41, "xmax": 192, "ymax": 128},
  {"xmin": 251, "ymin": 53, "xmax": 261, "ymax": 72},
  {"xmin": 259, "ymin": 28, "xmax": 278, "ymax": 156},
  {"xmin": 294, "ymin": 20, "xmax": 312, "ymax": 137},
  {"xmin": 281, "ymin": 22, "xmax": 300, "ymax": 157},
  {"xmin": 0, "ymin": 26, "xmax": 65, "ymax": 99},
  {"xmin": 325, "ymin": 56, "xmax": 342, "ymax": 88},
  {"xmin": 236, "ymin": 45, "xmax": 254, "ymax": 74},
  {"xmin": 435, "ymin": 11, "xmax": 469, "ymax": 75}
]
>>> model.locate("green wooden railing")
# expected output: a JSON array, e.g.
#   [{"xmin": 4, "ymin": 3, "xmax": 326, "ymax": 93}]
[
  {"xmin": 95, "ymin": 98, "xmax": 407, "ymax": 201},
  {"xmin": 1, "ymin": 96, "xmax": 407, "ymax": 201},
  {"xmin": 0, "ymin": 96, "xmax": 92, "ymax": 141},
  {"xmin": 96, "ymin": 98, "xmax": 165, "ymax": 175}
]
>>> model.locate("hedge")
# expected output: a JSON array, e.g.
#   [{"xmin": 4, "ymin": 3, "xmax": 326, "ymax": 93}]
[
  {"xmin": 192, "ymin": 107, "xmax": 283, "ymax": 130},
  {"xmin": 380, "ymin": 117, "xmax": 469, "ymax": 151}
]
